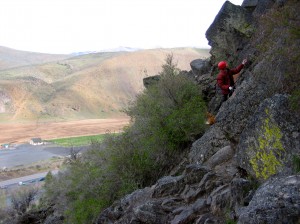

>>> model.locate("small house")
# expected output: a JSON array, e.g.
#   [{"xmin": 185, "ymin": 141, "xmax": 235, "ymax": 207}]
[{"xmin": 30, "ymin": 138, "xmax": 43, "ymax": 146}]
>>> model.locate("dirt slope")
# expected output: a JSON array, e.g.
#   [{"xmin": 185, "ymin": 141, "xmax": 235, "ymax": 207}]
[{"xmin": 0, "ymin": 118, "xmax": 130, "ymax": 144}]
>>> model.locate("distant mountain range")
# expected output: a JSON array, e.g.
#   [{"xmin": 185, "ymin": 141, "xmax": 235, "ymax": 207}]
[
  {"xmin": 0, "ymin": 46, "xmax": 210, "ymax": 122},
  {"xmin": 70, "ymin": 47, "xmax": 141, "ymax": 57}
]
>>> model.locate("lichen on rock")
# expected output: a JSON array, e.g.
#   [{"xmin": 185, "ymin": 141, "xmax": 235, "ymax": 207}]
[
  {"xmin": 249, "ymin": 109, "xmax": 285, "ymax": 179},
  {"xmin": 237, "ymin": 94, "xmax": 299, "ymax": 181}
]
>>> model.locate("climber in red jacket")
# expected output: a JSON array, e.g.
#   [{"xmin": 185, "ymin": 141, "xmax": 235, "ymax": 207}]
[{"xmin": 216, "ymin": 59, "xmax": 247, "ymax": 109}]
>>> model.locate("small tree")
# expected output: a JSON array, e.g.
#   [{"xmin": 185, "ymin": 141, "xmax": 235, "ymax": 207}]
[
  {"xmin": 126, "ymin": 53, "xmax": 207, "ymax": 150},
  {"xmin": 10, "ymin": 186, "xmax": 38, "ymax": 215}
]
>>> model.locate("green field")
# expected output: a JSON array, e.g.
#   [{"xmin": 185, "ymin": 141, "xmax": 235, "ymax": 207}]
[
  {"xmin": 47, "ymin": 134, "xmax": 108, "ymax": 147},
  {"xmin": 0, "ymin": 190, "xmax": 7, "ymax": 208}
]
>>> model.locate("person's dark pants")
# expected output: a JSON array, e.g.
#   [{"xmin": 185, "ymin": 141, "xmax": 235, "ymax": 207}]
[
  {"xmin": 222, "ymin": 94, "xmax": 229, "ymax": 103},
  {"xmin": 216, "ymin": 91, "xmax": 233, "ymax": 112},
  {"xmin": 216, "ymin": 89, "xmax": 234, "ymax": 111}
]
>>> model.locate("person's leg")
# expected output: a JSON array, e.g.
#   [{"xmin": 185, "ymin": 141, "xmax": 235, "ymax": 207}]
[{"xmin": 216, "ymin": 94, "xmax": 228, "ymax": 112}]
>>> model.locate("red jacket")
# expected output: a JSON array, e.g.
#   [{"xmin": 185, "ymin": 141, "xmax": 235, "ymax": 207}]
[{"xmin": 217, "ymin": 64, "xmax": 244, "ymax": 95}]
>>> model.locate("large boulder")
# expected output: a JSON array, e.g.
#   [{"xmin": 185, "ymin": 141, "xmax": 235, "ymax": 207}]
[
  {"xmin": 237, "ymin": 94, "xmax": 300, "ymax": 181},
  {"xmin": 238, "ymin": 175, "xmax": 300, "ymax": 224},
  {"xmin": 190, "ymin": 59, "xmax": 211, "ymax": 77},
  {"xmin": 205, "ymin": 1, "xmax": 254, "ymax": 66},
  {"xmin": 143, "ymin": 75, "xmax": 161, "ymax": 88},
  {"xmin": 189, "ymin": 125, "xmax": 230, "ymax": 164}
]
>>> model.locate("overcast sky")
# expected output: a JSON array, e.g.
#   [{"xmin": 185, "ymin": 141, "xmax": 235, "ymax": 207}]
[{"xmin": 0, "ymin": 0, "xmax": 243, "ymax": 54}]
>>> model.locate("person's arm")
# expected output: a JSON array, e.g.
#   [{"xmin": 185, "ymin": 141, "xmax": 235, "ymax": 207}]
[
  {"xmin": 230, "ymin": 59, "xmax": 247, "ymax": 74},
  {"xmin": 230, "ymin": 64, "xmax": 244, "ymax": 74}
]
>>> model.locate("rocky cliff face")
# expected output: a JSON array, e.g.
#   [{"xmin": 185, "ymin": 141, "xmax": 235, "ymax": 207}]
[{"xmin": 96, "ymin": 0, "xmax": 300, "ymax": 223}]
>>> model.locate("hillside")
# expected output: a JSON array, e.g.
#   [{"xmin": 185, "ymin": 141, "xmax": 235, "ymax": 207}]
[
  {"xmin": 0, "ymin": 48, "xmax": 210, "ymax": 122},
  {"xmin": 0, "ymin": 46, "xmax": 70, "ymax": 70}
]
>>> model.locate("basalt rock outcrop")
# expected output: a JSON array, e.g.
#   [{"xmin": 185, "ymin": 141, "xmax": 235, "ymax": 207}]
[
  {"xmin": 97, "ymin": 0, "xmax": 300, "ymax": 223},
  {"xmin": 238, "ymin": 175, "xmax": 300, "ymax": 224},
  {"xmin": 237, "ymin": 94, "xmax": 300, "ymax": 180},
  {"xmin": 205, "ymin": 1, "xmax": 254, "ymax": 67},
  {"xmin": 143, "ymin": 75, "xmax": 161, "ymax": 89}
]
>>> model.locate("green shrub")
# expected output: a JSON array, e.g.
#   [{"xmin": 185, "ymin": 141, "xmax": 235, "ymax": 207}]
[
  {"xmin": 126, "ymin": 54, "xmax": 207, "ymax": 149},
  {"xmin": 10, "ymin": 186, "xmax": 39, "ymax": 215}
]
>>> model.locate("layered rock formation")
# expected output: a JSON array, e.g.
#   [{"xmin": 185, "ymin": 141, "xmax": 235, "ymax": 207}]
[{"xmin": 96, "ymin": 0, "xmax": 300, "ymax": 223}]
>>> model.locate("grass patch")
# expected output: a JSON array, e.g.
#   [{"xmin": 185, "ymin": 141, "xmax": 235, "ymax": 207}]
[
  {"xmin": 48, "ymin": 134, "xmax": 110, "ymax": 147},
  {"xmin": 0, "ymin": 191, "xmax": 7, "ymax": 208}
]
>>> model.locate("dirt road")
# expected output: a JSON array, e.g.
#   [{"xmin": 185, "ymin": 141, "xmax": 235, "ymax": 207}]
[{"xmin": 0, "ymin": 117, "xmax": 130, "ymax": 144}]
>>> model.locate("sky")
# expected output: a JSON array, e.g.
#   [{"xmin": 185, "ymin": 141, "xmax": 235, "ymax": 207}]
[{"xmin": 0, "ymin": 0, "xmax": 243, "ymax": 54}]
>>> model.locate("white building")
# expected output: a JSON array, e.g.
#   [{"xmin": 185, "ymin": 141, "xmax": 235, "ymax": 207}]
[{"xmin": 30, "ymin": 138, "xmax": 43, "ymax": 145}]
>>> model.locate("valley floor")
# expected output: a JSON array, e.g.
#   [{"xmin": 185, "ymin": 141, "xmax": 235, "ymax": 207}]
[{"xmin": 0, "ymin": 117, "xmax": 130, "ymax": 144}]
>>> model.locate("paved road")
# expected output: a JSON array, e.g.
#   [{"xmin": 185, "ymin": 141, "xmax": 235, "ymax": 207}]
[
  {"xmin": 0, "ymin": 143, "xmax": 87, "ymax": 168},
  {"xmin": 0, "ymin": 170, "xmax": 59, "ymax": 189}
]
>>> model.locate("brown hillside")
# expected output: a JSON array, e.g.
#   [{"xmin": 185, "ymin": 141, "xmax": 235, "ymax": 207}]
[{"xmin": 0, "ymin": 48, "xmax": 210, "ymax": 122}]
